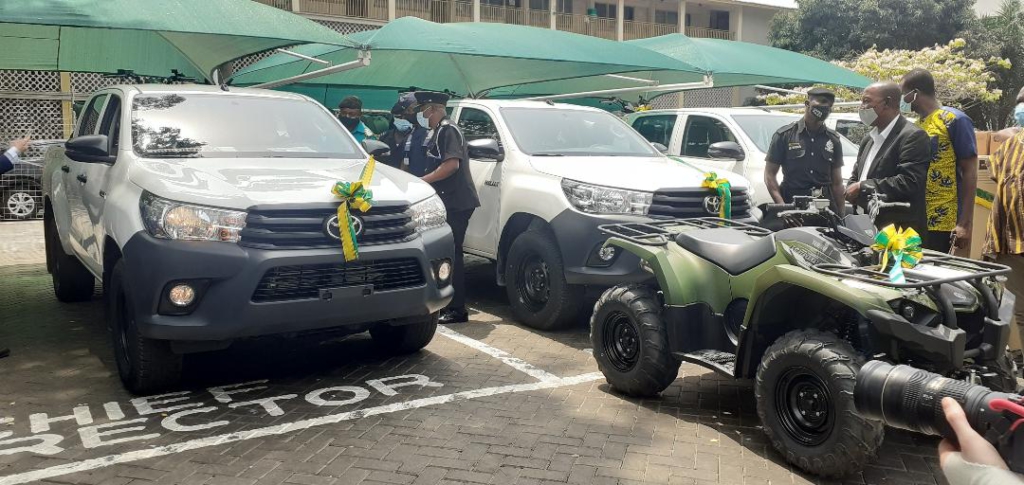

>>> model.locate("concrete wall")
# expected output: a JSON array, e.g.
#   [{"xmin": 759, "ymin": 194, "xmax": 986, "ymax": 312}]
[{"xmin": 740, "ymin": 5, "xmax": 775, "ymax": 45}]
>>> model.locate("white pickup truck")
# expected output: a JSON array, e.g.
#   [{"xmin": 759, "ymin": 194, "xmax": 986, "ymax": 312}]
[
  {"xmin": 447, "ymin": 99, "xmax": 753, "ymax": 330},
  {"xmin": 42, "ymin": 85, "xmax": 456, "ymax": 393},
  {"xmin": 626, "ymin": 108, "xmax": 860, "ymax": 207}
]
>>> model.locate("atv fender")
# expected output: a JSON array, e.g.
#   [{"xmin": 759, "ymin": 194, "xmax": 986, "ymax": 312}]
[{"xmin": 605, "ymin": 237, "xmax": 733, "ymax": 310}]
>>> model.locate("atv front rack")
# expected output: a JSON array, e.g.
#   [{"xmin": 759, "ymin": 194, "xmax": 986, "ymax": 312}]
[
  {"xmin": 598, "ymin": 217, "xmax": 771, "ymax": 246},
  {"xmin": 812, "ymin": 251, "xmax": 1011, "ymax": 290}
]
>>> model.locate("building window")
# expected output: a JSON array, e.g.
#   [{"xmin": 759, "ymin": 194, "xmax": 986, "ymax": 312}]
[
  {"xmin": 685, "ymin": 13, "xmax": 691, "ymax": 27},
  {"xmin": 532, "ymin": 0, "xmax": 572, "ymax": 12},
  {"xmin": 654, "ymin": 10, "xmax": 678, "ymax": 25},
  {"xmin": 710, "ymin": 10, "xmax": 729, "ymax": 30},
  {"xmin": 557, "ymin": 0, "xmax": 572, "ymax": 13},
  {"xmin": 594, "ymin": 3, "xmax": 633, "ymax": 20}
]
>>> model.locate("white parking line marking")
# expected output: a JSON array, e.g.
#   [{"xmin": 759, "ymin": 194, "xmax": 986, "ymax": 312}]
[
  {"xmin": 436, "ymin": 326, "xmax": 561, "ymax": 383},
  {"xmin": 0, "ymin": 372, "xmax": 603, "ymax": 485}
]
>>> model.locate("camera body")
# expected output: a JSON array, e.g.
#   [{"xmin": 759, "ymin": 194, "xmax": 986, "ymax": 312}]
[{"xmin": 855, "ymin": 360, "xmax": 1024, "ymax": 473}]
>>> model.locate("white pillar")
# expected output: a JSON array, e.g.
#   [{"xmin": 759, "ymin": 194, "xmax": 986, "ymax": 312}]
[
  {"xmin": 678, "ymin": 0, "xmax": 685, "ymax": 35},
  {"xmin": 473, "ymin": 0, "xmax": 481, "ymax": 21},
  {"xmin": 735, "ymin": 5, "xmax": 743, "ymax": 41},
  {"xmin": 290, "ymin": 0, "xmax": 301, "ymax": 12},
  {"xmin": 550, "ymin": 0, "xmax": 557, "ymax": 29},
  {"xmin": 387, "ymin": 0, "xmax": 396, "ymax": 20},
  {"xmin": 616, "ymin": 0, "xmax": 624, "ymax": 41}
]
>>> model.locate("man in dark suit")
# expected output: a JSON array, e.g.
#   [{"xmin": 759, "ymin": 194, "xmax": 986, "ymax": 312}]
[
  {"xmin": 846, "ymin": 82, "xmax": 931, "ymax": 231},
  {"xmin": 0, "ymin": 136, "xmax": 29, "ymax": 360}
]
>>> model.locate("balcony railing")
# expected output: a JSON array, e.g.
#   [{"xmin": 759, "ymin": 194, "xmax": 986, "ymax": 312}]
[
  {"xmin": 297, "ymin": 0, "xmax": 388, "ymax": 20},
  {"xmin": 686, "ymin": 26, "xmax": 735, "ymax": 40},
  {"xmin": 555, "ymin": 14, "xmax": 617, "ymax": 40},
  {"xmin": 254, "ymin": 0, "xmax": 292, "ymax": 9},
  {"xmin": 623, "ymin": 20, "xmax": 677, "ymax": 40}
]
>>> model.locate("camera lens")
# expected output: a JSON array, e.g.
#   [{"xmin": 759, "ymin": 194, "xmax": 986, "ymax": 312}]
[{"xmin": 854, "ymin": 361, "xmax": 1010, "ymax": 438}]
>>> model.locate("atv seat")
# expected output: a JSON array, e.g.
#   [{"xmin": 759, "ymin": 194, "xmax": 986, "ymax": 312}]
[{"xmin": 675, "ymin": 228, "xmax": 776, "ymax": 275}]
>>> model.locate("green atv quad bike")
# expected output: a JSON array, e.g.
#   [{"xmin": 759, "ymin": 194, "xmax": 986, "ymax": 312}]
[{"xmin": 590, "ymin": 195, "xmax": 1019, "ymax": 478}]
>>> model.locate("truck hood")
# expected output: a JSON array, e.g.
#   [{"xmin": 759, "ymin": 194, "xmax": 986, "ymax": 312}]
[
  {"xmin": 528, "ymin": 155, "xmax": 749, "ymax": 192},
  {"xmin": 128, "ymin": 157, "xmax": 436, "ymax": 210}
]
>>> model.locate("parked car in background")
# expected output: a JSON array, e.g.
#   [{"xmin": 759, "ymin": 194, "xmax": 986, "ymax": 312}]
[
  {"xmin": 446, "ymin": 99, "xmax": 753, "ymax": 331},
  {"xmin": 826, "ymin": 112, "xmax": 870, "ymax": 145},
  {"xmin": 1, "ymin": 139, "xmax": 64, "ymax": 220},
  {"xmin": 626, "ymin": 108, "xmax": 860, "ymax": 208}
]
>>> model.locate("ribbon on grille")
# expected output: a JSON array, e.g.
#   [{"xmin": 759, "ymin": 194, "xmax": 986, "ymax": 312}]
[
  {"xmin": 871, "ymin": 224, "xmax": 923, "ymax": 283},
  {"xmin": 701, "ymin": 172, "xmax": 732, "ymax": 219},
  {"xmin": 331, "ymin": 156, "xmax": 376, "ymax": 262}
]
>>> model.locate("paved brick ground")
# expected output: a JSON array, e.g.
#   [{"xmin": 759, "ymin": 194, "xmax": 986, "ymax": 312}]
[{"xmin": 0, "ymin": 221, "xmax": 947, "ymax": 485}]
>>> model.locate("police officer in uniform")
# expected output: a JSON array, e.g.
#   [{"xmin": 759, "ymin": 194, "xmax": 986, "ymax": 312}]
[
  {"xmin": 764, "ymin": 87, "xmax": 845, "ymax": 215},
  {"xmin": 412, "ymin": 91, "xmax": 480, "ymax": 324}
]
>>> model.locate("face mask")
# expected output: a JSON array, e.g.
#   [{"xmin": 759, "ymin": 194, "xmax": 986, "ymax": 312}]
[
  {"xmin": 810, "ymin": 105, "xmax": 831, "ymax": 122},
  {"xmin": 899, "ymin": 91, "xmax": 917, "ymax": 114},
  {"xmin": 859, "ymin": 104, "xmax": 880, "ymax": 126},
  {"xmin": 416, "ymin": 111, "xmax": 431, "ymax": 129},
  {"xmin": 393, "ymin": 118, "xmax": 413, "ymax": 132},
  {"xmin": 1015, "ymin": 104, "xmax": 1024, "ymax": 127},
  {"xmin": 340, "ymin": 117, "xmax": 360, "ymax": 131}
]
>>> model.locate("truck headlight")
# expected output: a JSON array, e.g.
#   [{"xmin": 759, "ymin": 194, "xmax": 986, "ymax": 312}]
[
  {"xmin": 561, "ymin": 179, "xmax": 652, "ymax": 215},
  {"xmin": 140, "ymin": 192, "xmax": 247, "ymax": 243},
  {"xmin": 410, "ymin": 195, "xmax": 447, "ymax": 233}
]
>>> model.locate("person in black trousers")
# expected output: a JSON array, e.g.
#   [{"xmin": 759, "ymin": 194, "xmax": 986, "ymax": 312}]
[
  {"xmin": 1, "ymin": 136, "xmax": 30, "ymax": 359},
  {"xmin": 411, "ymin": 91, "xmax": 480, "ymax": 324}
]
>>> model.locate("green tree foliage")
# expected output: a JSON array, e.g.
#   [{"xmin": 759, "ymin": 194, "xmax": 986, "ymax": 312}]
[
  {"xmin": 962, "ymin": 0, "xmax": 1024, "ymax": 128},
  {"xmin": 769, "ymin": 0, "xmax": 976, "ymax": 60}
]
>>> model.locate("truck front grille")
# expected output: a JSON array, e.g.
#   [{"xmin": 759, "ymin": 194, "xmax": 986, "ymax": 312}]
[
  {"xmin": 648, "ymin": 188, "xmax": 751, "ymax": 219},
  {"xmin": 252, "ymin": 258, "xmax": 425, "ymax": 302},
  {"xmin": 239, "ymin": 203, "xmax": 416, "ymax": 250}
]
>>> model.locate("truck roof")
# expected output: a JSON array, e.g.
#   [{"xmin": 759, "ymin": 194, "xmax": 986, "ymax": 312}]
[
  {"xmin": 100, "ymin": 83, "xmax": 309, "ymax": 101},
  {"xmin": 450, "ymin": 98, "xmax": 604, "ymax": 113}
]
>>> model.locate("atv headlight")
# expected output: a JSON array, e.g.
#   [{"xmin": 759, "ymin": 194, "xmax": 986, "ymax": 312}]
[
  {"xmin": 562, "ymin": 179, "xmax": 652, "ymax": 216},
  {"xmin": 410, "ymin": 195, "xmax": 447, "ymax": 233},
  {"xmin": 888, "ymin": 298, "xmax": 940, "ymax": 326},
  {"xmin": 141, "ymin": 192, "xmax": 247, "ymax": 243}
]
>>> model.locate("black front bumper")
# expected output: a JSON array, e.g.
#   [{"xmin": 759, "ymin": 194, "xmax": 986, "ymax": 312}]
[
  {"xmin": 120, "ymin": 227, "xmax": 455, "ymax": 342},
  {"xmin": 548, "ymin": 209, "xmax": 759, "ymax": 286}
]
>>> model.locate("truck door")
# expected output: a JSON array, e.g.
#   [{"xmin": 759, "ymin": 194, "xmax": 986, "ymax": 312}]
[
  {"xmin": 455, "ymin": 106, "xmax": 503, "ymax": 258},
  {"xmin": 629, "ymin": 114, "xmax": 678, "ymax": 153},
  {"xmin": 78, "ymin": 93, "xmax": 122, "ymax": 274},
  {"xmin": 65, "ymin": 93, "xmax": 109, "ymax": 261}
]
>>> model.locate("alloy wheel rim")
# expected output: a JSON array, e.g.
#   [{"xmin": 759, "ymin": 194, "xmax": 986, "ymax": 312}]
[{"xmin": 6, "ymin": 192, "xmax": 35, "ymax": 217}]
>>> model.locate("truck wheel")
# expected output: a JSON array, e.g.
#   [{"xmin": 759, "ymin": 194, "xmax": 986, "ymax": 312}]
[
  {"xmin": 591, "ymin": 285, "xmax": 679, "ymax": 397},
  {"xmin": 981, "ymin": 350, "xmax": 1021, "ymax": 393},
  {"xmin": 505, "ymin": 230, "xmax": 584, "ymax": 330},
  {"xmin": 108, "ymin": 260, "xmax": 182, "ymax": 394},
  {"xmin": 755, "ymin": 329, "xmax": 883, "ymax": 478},
  {"xmin": 45, "ymin": 213, "xmax": 95, "ymax": 302},
  {"xmin": 370, "ymin": 313, "xmax": 438, "ymax": 354},
  {"xmin": 3, "ymin": 186, "xmax": 41, "ymax": 220}
]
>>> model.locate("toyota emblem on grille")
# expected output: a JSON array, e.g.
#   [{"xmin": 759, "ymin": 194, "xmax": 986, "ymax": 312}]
[
  {"xmin": 703, "ymin": 195, "xmax": 722, "ymax": 215},
  {"xmin": 324, "ymin": 215, "xmax": 364, "ymax": 240}
]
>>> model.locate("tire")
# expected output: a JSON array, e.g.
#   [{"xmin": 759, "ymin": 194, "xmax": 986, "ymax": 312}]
[
  {"xmin": 3, "ymin": 185, "xmax": 41, "ymax": 220},
  {"xmin": 755, "ymin": 329, "xmax": 883, "ymax": 478},
  {"xmin": 108, "ymin": 260, "xmax": 183, "ymax": 394},
  {"xmin": 505, "ymin": 230, "xmax": 584, "ymax": 330},
  {"xmin": 591, "ymin": 285, "xmax": 679, "ymax": 397},
  {"xmin": 370, "ymin": 313, "xmax": 438, "ymax": 354},
  {"xmin": 981, "ymin": 350, "xmax": 1021, "ymax": 393},
  {"xmin": 45, "ymin": 213, "xmax": 95, "ymax": 302}
]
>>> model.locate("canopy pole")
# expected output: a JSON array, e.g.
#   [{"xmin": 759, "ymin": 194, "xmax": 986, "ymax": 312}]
[
  {"xmin": 525, "ymin": 75, "xmax": 713, "ymax": 101},
  {"xmin": 744, "ymin": 101, "xmax": 861, "ymax": 110},
  {"xmin": 604, "ymin": 74, "xmax": 658, "ymax": 85},
  {"xmin": 250, "ymin": 50, "xmax": 371, "ymax": 89},
  {"xmin": 275, "ymin": 48, "xmax": 331, "ymax": 65},
  {"xmin": 755, "ymin": 85, "xmax": 805, "ymax": 95}
]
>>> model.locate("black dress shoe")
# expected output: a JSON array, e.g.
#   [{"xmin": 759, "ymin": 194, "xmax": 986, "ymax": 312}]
[{"xmin": 439, "ymin": 308, "xmax": 469, "ymax": 324}]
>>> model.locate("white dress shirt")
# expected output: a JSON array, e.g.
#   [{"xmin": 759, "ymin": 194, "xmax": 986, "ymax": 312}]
[
  {"xmin": 858, "ymin": 116, "xmax": 900, "ymax": 182},
  {"xmin": 3, "ymin": 147, "xmax": 21, "ymax": 164}
]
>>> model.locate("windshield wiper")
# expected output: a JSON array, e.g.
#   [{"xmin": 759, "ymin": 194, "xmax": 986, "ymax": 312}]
[{"xmin": 531, "ymin": 153, "xmax": 566, "ymax": 157}]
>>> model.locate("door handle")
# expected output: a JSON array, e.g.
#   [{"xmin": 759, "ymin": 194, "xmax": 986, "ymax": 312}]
[
  {"xmin": 76, "ymin": 174, "xmax": 88, "ymax": 184},
  {"xmin": 61, "ymin": 165, "xmax": 70, "ymax": 173}
]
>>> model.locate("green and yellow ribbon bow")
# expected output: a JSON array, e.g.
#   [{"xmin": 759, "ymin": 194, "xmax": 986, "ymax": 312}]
[
  {"xmin": 331, "ymin": 156, "xmax": 377, "ymax": 262},
  {"xmin": 870, "ymin": 224, "xmax": 923, "ymax": 283},
  {"xmin": 701, "ymin": 172, "xmax": 732, "ymax": 219}
]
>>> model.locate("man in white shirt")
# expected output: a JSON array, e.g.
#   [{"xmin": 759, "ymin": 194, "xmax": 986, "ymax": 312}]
[{"xmin": 846, "ymin": 82, "xmax": 931, "ymax": 231}]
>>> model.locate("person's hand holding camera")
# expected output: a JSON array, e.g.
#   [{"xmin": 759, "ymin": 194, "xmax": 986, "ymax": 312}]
[{"xmin": 939, "ymin": 397, "xmax": 1023, "ymax": 484}]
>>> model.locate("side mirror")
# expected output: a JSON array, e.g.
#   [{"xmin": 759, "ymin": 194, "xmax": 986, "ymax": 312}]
[
  {"xmin": 651, "ymin": 142, "xmax": 669, "ymax": 154},
  {"xmin": 707, "ymin": 141, "xmax": 745, "ymax": 161},
  {"xmin": 66, "ymin": 135, "xmax": 114, "ymax": 163},
  {"xmin": 468, "ymin": 138, "xmax": 504, "ymax": 162},
  {"xmin": 362, "ymin": 139, "xmax": 391, "ymax": 158}
]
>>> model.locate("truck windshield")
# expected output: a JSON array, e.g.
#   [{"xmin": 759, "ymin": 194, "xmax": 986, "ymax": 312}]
[
  {"xmin": 732, "ymin": 114, "xmax": 859, "ymax": 156},
  {"xmin": 131, "ymin": 94, "xmax": 362, "ymax": 159},
  {"xmin": 500, "ymin": 107, "xmax": 660, "ymax": 157}
]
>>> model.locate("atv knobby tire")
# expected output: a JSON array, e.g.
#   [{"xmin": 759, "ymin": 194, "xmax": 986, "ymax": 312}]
[
  {"xmin": 755, "ymin": 329, "xmax": 883, "ymax": 478},
  {"xmin": 591, "ymin": 285, "xmax": 679, "ymax": 397}
]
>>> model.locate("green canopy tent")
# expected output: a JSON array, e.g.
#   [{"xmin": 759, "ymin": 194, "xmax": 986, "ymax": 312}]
[
  {"xmin": 230, "ymin": 17, "xmax": 708, "ymax": 110},
  {"xmin": 487, "ymin": 34, "xmax": 872, "ymax": 102},
  {"xmin": 0, "ymin": 0, "xmax": 354, "ymax": 82}
]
